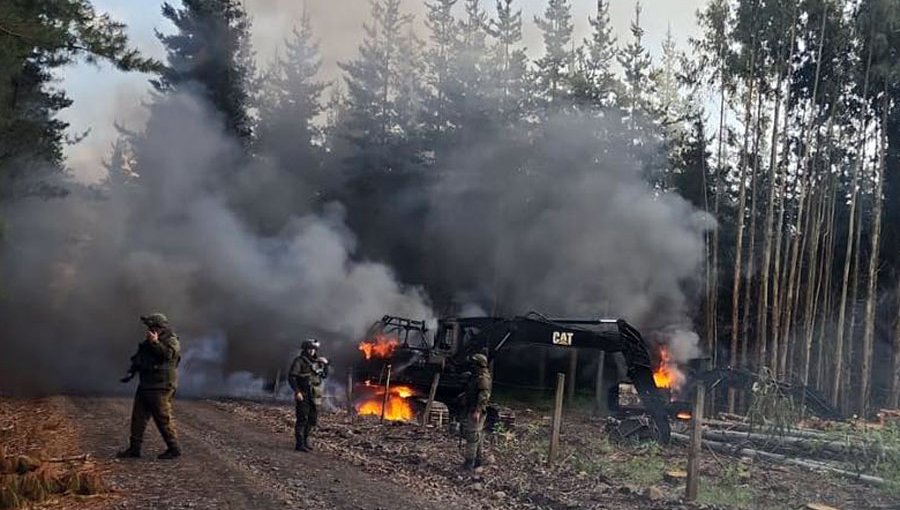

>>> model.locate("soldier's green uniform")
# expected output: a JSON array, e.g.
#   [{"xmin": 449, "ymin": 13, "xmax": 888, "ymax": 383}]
[
  {"xmin": 117, "ymin": 313, "xmax": 182, "ymax": 460},
  {"xmin": 289, "ymin": 339, "xmax": 329, "ymax": 452},
  {"xmin": 462, "ymin": 353, "xmax": 492, "ymax": 470}
]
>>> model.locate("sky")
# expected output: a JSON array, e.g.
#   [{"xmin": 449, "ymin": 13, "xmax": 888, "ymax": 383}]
[{"xmin": 59, "ymin": 0, "xmax": 706, "ymax": 181}]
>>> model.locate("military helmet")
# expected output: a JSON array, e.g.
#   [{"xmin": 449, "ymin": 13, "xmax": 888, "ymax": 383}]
[
  {"xmin": 469, "ymin": 353, "xmax": 488, "ymax": 367},
  {"xmin": 140, "ymin": 312, "xmax": 169, "ymax": 329},
  {"xmin": 302, "ymin": 338, "xmax": 320, "ymax": 350}
]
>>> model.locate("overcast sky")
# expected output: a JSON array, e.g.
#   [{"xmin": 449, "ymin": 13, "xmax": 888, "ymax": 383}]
[{"xmin": 59, "ymin": 0, "xmax": 705, "ymax": 181}]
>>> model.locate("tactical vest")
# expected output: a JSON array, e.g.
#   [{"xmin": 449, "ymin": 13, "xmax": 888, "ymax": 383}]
[{"xmin": 134, "ymin": 333, "xmax": 181, "ymax": 390}]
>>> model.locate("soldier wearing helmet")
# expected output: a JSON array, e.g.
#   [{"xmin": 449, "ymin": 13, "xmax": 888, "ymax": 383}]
[
  {"xmin": 288, "ymin": 338, "xmax": 329, "ymax": 451},
  {"xmin": 117, "ymin": 312, "xmax": 182, "ymax": 460},
  {"xmin": 462, "ymin": 352, "xmax": 492, "ymax": 470}
]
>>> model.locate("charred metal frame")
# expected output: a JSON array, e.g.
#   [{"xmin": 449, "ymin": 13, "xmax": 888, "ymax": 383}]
[{"xmin": 353, "ymin": 311, "xmax": 672, "ymax": 443}]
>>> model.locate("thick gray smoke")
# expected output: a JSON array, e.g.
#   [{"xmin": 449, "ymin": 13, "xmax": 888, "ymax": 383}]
[
  {"xmin": 0, "ymin": 104, "xmax": 710, "ymax": 397},
  {"xmin": 419, "ymin": 113, "xmax": 711, "ymax": 339},
  {"xmin": 0, "ymin": 93, "xmax": 433, "ymax": 394}
]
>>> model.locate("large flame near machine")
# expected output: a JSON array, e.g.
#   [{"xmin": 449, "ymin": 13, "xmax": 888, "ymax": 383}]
[
  {"xmin": 652, "ymin": 345, "xmax": 684, "ymax": 391},
  {"xmin": 354, "ymin": 382, "xmax": 418, "ymax": 421},
  {"xmin": 358, "ymin": 335, "xmax": 400, "ymax": 360}
]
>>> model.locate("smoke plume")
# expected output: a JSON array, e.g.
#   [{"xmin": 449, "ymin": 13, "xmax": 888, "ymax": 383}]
[{"xmin": 0, "ymin": 93, "xmax": 433, "ymax": 394}]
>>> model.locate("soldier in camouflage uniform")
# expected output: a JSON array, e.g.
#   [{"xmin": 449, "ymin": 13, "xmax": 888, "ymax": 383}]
[
  {"xmin": 117, "ymin": 313, "xmax": 182, "ymax": 460},
  {"xmin": 288, "ymin": 339, "xmax": 329, "ymax": 452},
  {"xmin": 462, "ymin": 353, "xmax": 492, "ymax": 470}
]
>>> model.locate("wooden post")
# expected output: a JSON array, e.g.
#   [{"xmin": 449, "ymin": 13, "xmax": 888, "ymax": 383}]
[
  {"xmin": 421, "ymin": 372, "xmax": 441, "ymax": 426},
  {"xmin": 549, "ymin": 372, "xmax": 565, "ymax": 464},
  {"xmin": 346, "ymin": 370, "xmax": 355, "ymax": 424},
  {"xmin": 686, "ymin": 360, "xmax": 708, "ymax": 501},
  {"xmin": 567, "ymin": 350, "xmax": 578, "ymax": 405},
  {"xmin": 381, "ymin": 364, "xmax": 392, "ymax": 422},
  {"xmin": 272, "ymin": 369, "xmax": 281, "ymax": 400}
]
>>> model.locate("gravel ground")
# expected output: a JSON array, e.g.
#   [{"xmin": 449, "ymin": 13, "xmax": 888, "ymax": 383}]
[{"xmin": 2, "ymin": 396, "xmax": 898, "ymax": 510}]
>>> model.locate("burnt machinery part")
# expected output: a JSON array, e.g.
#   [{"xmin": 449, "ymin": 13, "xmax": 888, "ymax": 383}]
[
  {"xmin": 353, "ymin": 311, "xmax": 672, "ymax": 444},
  {"xmin": 681, "ymin": 367, "xmax": 843, "ymax": 421}
]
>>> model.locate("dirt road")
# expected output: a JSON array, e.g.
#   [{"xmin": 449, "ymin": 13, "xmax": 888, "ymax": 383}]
[{"xmin": 61, "ymin": 397, "xmax": 472, "ymax": 510}]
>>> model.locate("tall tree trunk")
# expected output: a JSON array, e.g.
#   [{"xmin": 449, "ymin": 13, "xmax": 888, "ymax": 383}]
[
  {"xmin": 831, "ymin": 40, "xmax": 873, "ymax": 406},
  {"xmin": 815, "ymin": 170, "xmax": 838, "ymax": 391},
  {"xmin": 782, "ymin": 0, "xmax": 828, "ymax": 382},
  {"xmin": 800, "ymin": 181, "xmax": 824, "ymax": 386},
  {"xmin": 843, "ymin": 198, "xmax": 864, "ymax": 414},
  {"xmin": 860, "ymin": 99, "xmax": 888, "ymax": 418},
  {"xmin": 728, "ymin": 77, "xmax": 758, "ymax": 412},
  {"xmin": 891, "ymin": 278, "xmax": 900, "ymax": 409},
  {"xmin": 757, "ymin": 0, "xmax": 797, "ymax": 374},
  {"xmin": 780, "ymin": 164, "xmax": 812, "ymax": 379},
  {"xmin": 769, "ymin": 82, "xmax": 796, "ymax": 376},
  {"xmin": 742, "ymin": 94, "xmax": 764, "ymax": 373},
  {"xmin": 805, "ymin": 172, "xmax": 829, "ymax": 389},
  {"xmin": 771, "ymin": 174, "xmax": 787, "ymax": 375},
  {"xmin": 710, "ymin": 49, "xmax": 728, "ymax": 366},
  {"xmin": 801, "ymin": 112, "xmax": 835, "ymax": 388}
]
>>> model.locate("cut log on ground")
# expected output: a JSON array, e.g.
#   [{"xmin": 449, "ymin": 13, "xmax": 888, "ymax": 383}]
[
  {"xmin": 704, "ymin": 419, "xmax": 835, "ymax": 440},
  {"xmin": 700, "ymin": 428, "xmax": 897, "ymax": 459},
  {"xmin": 671, "ymin": 433, "xmax": 886, "ymax": 487}
]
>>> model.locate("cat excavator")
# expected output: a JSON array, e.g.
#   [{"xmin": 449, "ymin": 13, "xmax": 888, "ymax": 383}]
[{"xmin": 353, "ymin": 312, "xmax": 672, "ymax": 443}]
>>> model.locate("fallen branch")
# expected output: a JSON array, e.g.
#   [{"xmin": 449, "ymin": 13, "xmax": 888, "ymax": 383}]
[
  {"xmin": 704, "ymin": 419, "xmax": 834, "ymax": 440},
  {"xmin": 700, "ymin": 428, "xmax": 897, "ymax": 458},
  {"xmin": 47, "ymin": 454, "xmax": 90, "ymax": 463},
  {"xmin": 672, "ymin": 433, "xmax": 886, "ymax": 486},
  {"xmin": 718, "ymin": 413, "xmax": 748, "ymax": 423}
]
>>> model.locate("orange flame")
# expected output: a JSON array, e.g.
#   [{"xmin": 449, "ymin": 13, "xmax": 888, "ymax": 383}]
[
  {"xmin": 676, "ymin": 411, "xmax": 692, "ymax": 420},
  {"xmin": 358, "ymin": 334, "xmax": 400, "ymax": 360},
  {"xmin": 355, "ymin": 384, "xmax": 419, "ymax": 421},
  {"xmin": 652, "ymin": 345, "xmax": 684, "ymax": 390}
]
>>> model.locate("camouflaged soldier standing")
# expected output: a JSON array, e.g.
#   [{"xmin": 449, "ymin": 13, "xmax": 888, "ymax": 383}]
[
  {"xmin": 462, "ymin": 353, "xmax": 492, "ymax": 470},
  {"xmin": 116, "ymin": 313, "xmax": 182, "ymax": 460},
  {"xmin": 288, "ymin": 339, "xmax": 329, "ymax": 452}
]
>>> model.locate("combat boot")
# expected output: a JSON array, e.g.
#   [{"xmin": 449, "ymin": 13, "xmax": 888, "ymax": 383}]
[
  {"xmin": 461, "ymin": 458, "xmax": 476, "ymax": 471},
  {"xmin": 303, "ymin": 425, "xmax": 314, "ymax": 451},
  {"xmin": 157, "ymin": 447, "xmax": 181, "ymax": 460},
  {"xmin": 115, "ymin": 446, "xmax": 141, "ymax": 459}
]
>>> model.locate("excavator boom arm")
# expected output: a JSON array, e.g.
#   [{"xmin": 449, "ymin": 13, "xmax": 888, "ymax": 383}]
[{"xmin": 471, "ymin": 314, "xmax": 670, "ymax": 443}]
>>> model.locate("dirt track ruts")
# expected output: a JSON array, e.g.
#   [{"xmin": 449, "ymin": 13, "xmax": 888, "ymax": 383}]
[{"xmin": 62, "ymin": 396, "xmax": 460, "ymax": 510}]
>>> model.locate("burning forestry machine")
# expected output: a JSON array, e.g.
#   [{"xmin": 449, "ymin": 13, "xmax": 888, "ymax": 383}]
[{"xmin": 352, "ymin": 312, "xmax": 672, "ymax": 443}]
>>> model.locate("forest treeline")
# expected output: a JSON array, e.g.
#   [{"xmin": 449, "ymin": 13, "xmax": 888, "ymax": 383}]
[{"xmin": 1, "ymin": 0, "xmax": 898, "ymax": 416}]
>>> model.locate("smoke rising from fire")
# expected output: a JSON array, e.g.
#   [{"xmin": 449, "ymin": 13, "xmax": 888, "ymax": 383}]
[
  {"xmin": 1, "ymin": 4, "xmax": 713, "ymax": 395},
  {"xmin": 0, "ymin": 93, "xmax": 433, "ymax": 394},
  {"xmin": 0, "ymin": 98, "xmax": 710, "ymax": 393},
  {"xmin": 411, "ymin": 113, "xmax": 711, "ymax": 342}
]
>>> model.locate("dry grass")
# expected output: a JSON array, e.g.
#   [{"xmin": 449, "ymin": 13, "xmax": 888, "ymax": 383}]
[{"xmin": 0, "ymin": 398, "xmax": 108, "ymax": 509}]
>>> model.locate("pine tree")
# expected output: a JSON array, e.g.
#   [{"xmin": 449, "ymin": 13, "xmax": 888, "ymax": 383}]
[
  {"xmin": 655, "ymin": 26, "xmax": 683, "ymax": 122},
  {"xmin": 101, "ymin": 136, "xmax": 136, "ymax": 192},
  {"xmin": 617, "ymin": 1, "xmax": 664, "ymax": 184},
  {"xmin": 153, "ymin": 0, "xmax": 256, "ymax": 143},
  {"xmin": 424, "ymin": 0, "xmax": 461, "ymax": 134},
  {"xmin": 339, "ymin": 0, "xmax": 424, "ymax": 162},
  {"xmin": 0, "ymin": 1, "xmax": 156, "ymax": 184},
  {"xmin": 457, "ymin": 0, "xmax": 491, "ymax": 129},
  {"xmin": 584, "ymin": 0, "xmax": 621, "ymax": 106},
  {"xmin": 256, "ymin": 10, "xmax": 326, "ymax": 175},
  {"xmin": 533, "ymin": 0, "xmax": 574, "ymax": 108},
  {"xmin": 486, "ymin": 0, "xmax": 528, "ymax": 123},
  {"xmin": 617, "ymin": 2, "xmax": 654, "ymax": 130},
  {"xmin": 336, "ymin": 0, "xmax": 427, "ymax": 274}
]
